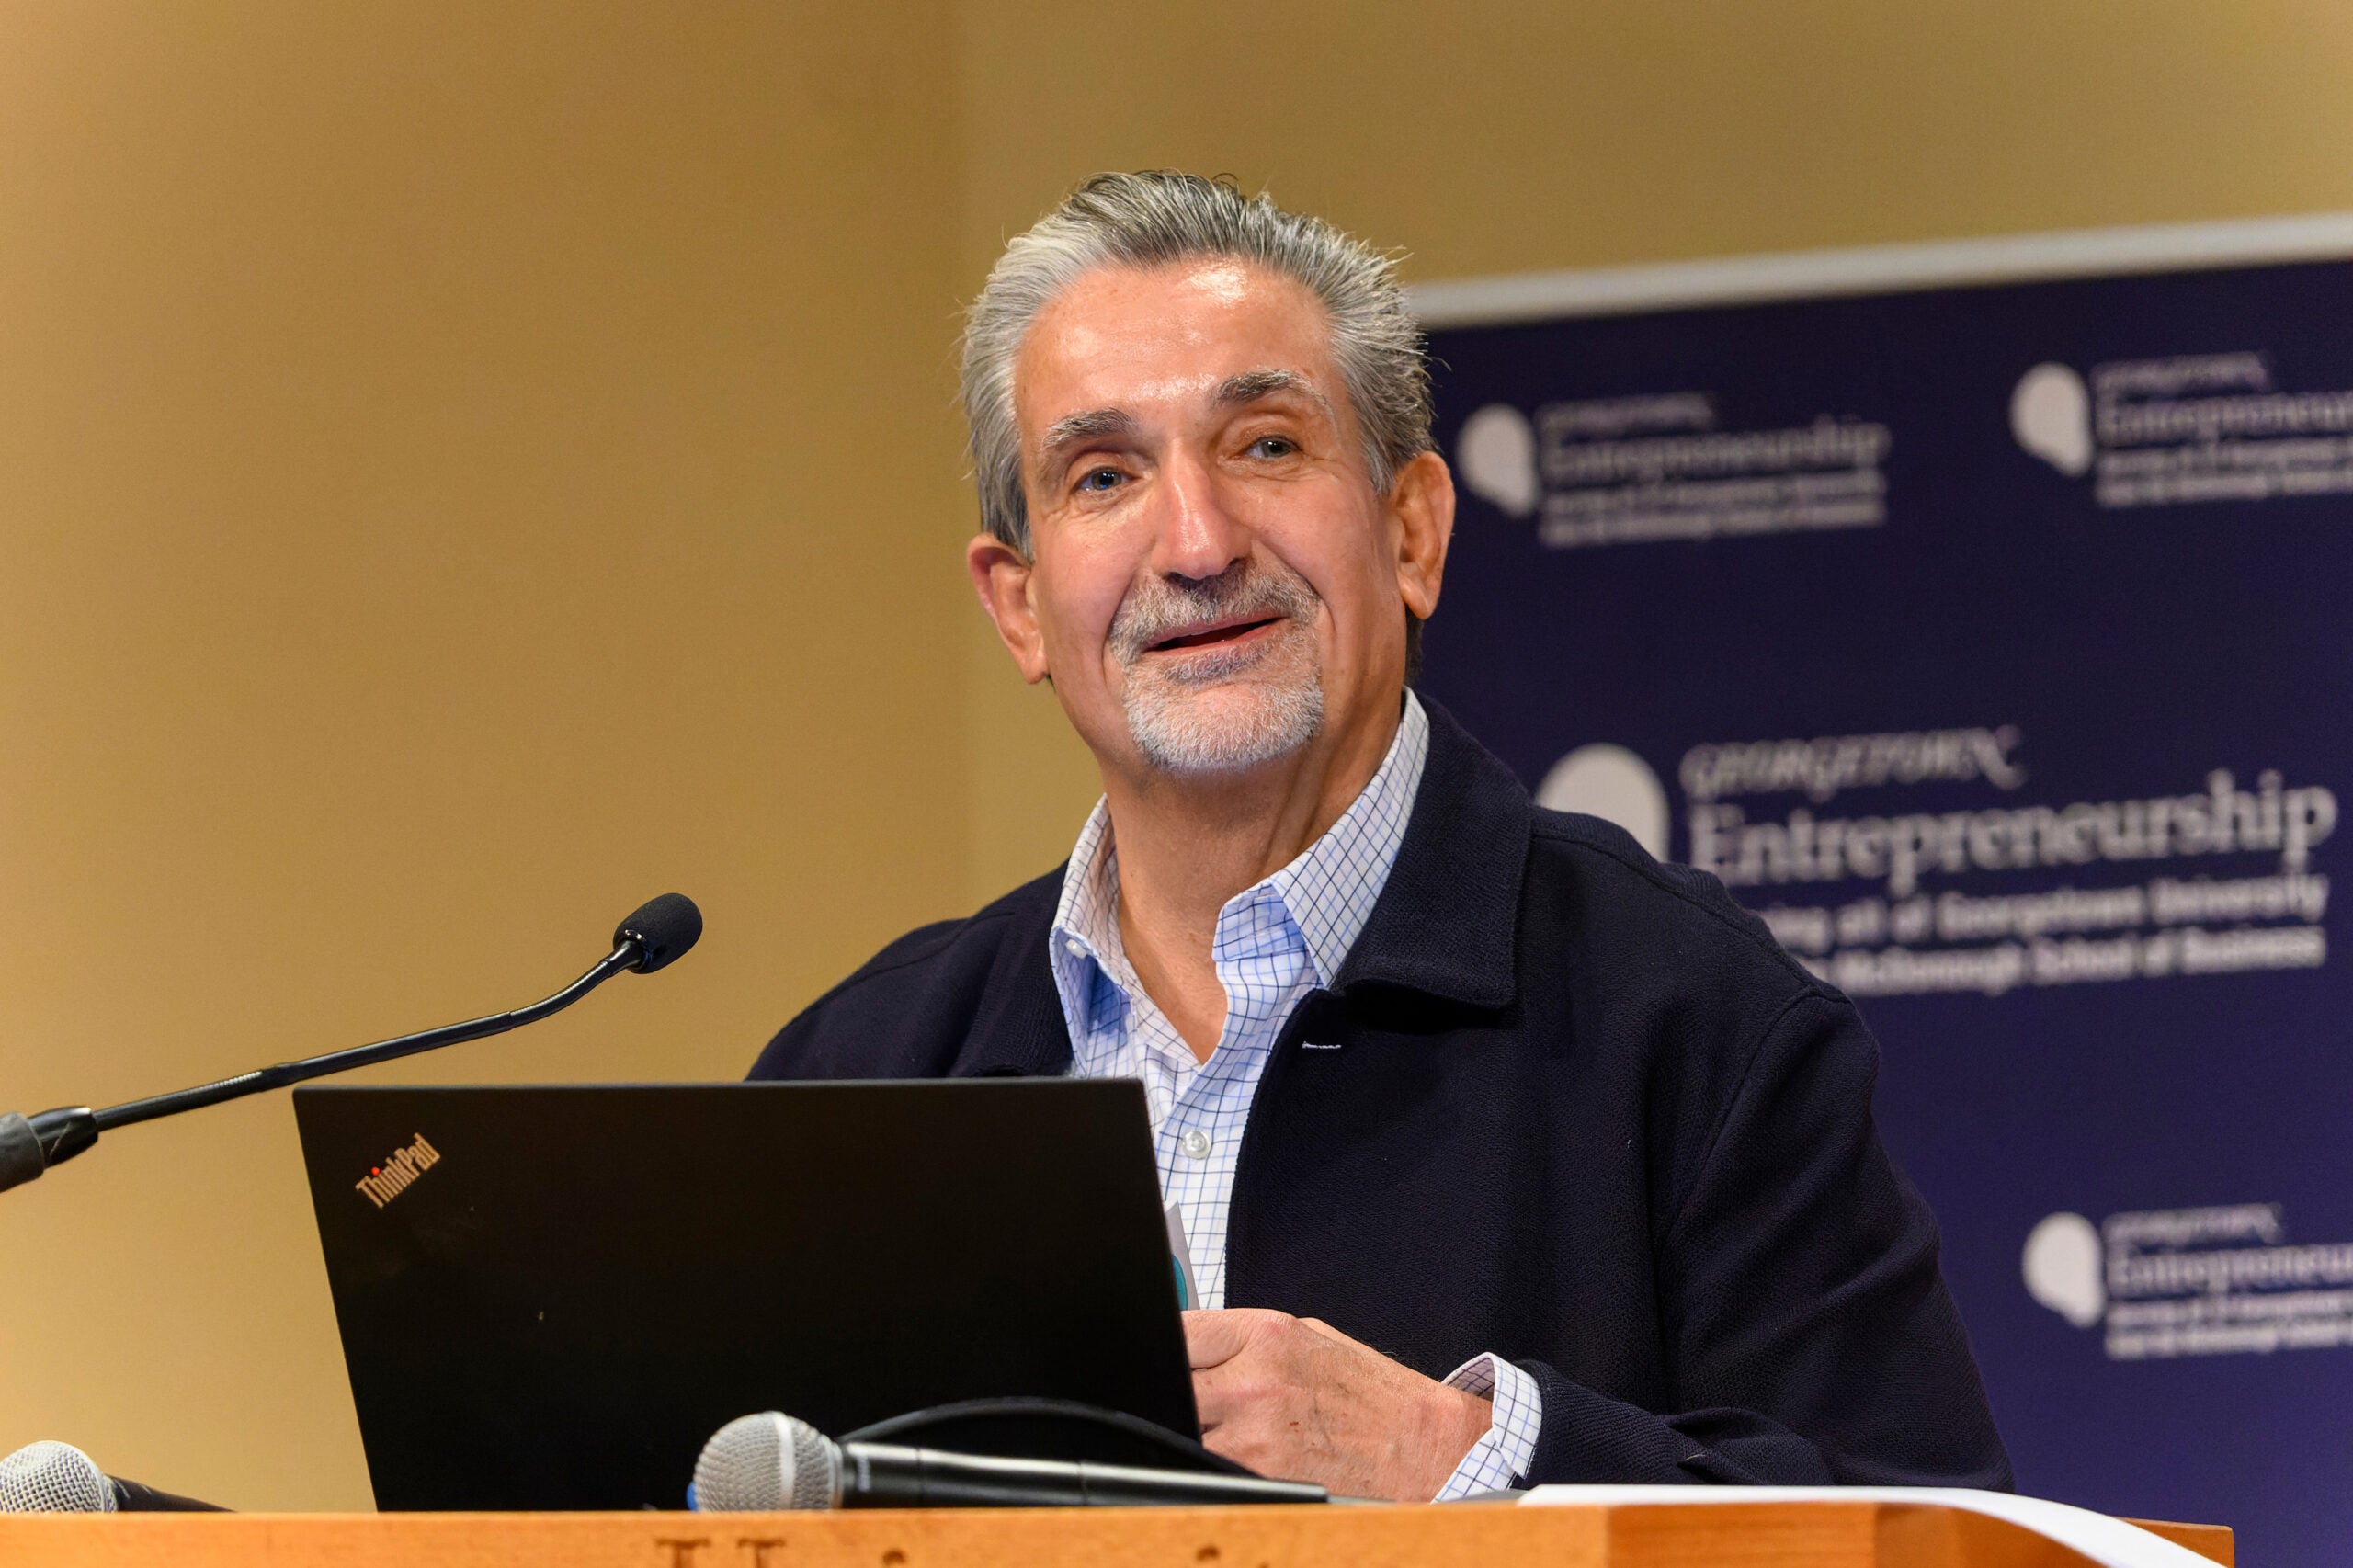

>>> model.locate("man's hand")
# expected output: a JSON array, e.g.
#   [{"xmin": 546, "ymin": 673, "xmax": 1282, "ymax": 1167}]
[{"xmin": 1184, "ymin": 1308, "xmax": 1494, "ymax": 1502}]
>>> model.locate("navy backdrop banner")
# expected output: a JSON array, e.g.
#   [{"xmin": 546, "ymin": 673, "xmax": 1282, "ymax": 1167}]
[{"xmin": 1418, "ymin": 251, "xmax": 2350, "ymax": 1563}]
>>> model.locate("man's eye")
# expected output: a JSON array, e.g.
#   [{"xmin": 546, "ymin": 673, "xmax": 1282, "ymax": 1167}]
[
  {"xmin": 1077, "ymin": 468, "xmax": 1124, "ymax": 493},
  {"xmin": 1247, "ymin": 436, "xmax": 1298, "ymax": 459}
]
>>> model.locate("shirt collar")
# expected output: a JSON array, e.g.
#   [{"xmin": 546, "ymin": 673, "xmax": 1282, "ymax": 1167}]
[
  {"xmin": 1261, "ymin": 691, "xmax": 1429, "ymax": 984},
  {"xmin": 1047, "ymin": 800, "xmax": 1126, "ymax": 1048},
  {"xmin": 1049, "ymin": 691, "xmax": 1432, "ymax": 1040}
]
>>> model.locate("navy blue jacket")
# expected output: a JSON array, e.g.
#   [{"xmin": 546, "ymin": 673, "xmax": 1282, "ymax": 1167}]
[{"xmin": 751, "ymin": 700, "xmax": 2012, "ymax": 1489}]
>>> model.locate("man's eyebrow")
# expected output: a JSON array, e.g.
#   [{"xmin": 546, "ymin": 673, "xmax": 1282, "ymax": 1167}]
[
  {"xmin": 1037, "ymin": 407, "xmax": 1138, "ymax": 465},
  {"xmin": 1215, "ymin": 369, "xmax": 1331, "ymax": 414},
  {"xmin": 1035, "ymin": 373, "xmax": 1329, "ymax": 467}
]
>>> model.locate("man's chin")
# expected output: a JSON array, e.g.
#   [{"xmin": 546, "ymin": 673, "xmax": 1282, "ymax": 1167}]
[{"xmin": 1123, "ymin": 681, "xmax": 1325, "ymax": 778}]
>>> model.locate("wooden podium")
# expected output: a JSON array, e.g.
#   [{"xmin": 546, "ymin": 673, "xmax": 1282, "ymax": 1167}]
[{"xmin": 0, "ymin": 1501, "xmax": 2232, "ymax": 1568}]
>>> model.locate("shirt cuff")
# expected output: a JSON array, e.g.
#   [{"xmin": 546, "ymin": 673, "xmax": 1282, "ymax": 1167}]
[{"xmin": 1430, "ymin": 1352, "xmax": 1543, "ymax": 1500}]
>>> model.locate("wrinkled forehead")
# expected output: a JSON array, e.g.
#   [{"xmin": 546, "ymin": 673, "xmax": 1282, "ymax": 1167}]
[{"xmin": 1010, "ymin": 258, "xmax": 1349, "ymax": 445}]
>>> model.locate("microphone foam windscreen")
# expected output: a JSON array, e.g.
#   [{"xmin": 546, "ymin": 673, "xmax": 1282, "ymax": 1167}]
[
  {"xmin": 0, "ymin": 1442, "xmax": 117, "ymax": 1513},
  {"xmin": 693, "ymin": 1412, "xmax": 836, "ymax": 1510},
  {"xmin": 613, "ymin": 892, "xmax": 702, "ymax": 973}
]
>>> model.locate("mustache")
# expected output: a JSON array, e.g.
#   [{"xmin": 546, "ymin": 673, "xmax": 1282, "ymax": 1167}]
[{"xmin": 1108, "ymin": 562, "xmax": 1322, "ymax": 666}]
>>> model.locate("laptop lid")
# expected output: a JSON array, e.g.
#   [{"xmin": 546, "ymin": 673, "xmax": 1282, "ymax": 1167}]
[{"xmin": 294, "ymin": 1080, "xmax": 1196, "ymax": 1510}]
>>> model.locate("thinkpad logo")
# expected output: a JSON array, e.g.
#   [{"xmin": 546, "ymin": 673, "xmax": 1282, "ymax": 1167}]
[{"xmin": 355, "ymin": 1133, "xmax": 441, "ymax": 1210}]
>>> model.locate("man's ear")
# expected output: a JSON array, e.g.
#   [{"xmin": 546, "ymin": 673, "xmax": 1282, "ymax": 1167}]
[
  {"xmin": 966, "ymin": 531, "xmax": 1052, "ymax": 685},
  {"xmin": 1390, "ymin": 449, "xmax": 1455, "ymax": 620}
]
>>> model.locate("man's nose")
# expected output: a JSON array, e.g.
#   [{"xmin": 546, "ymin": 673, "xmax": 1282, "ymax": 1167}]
[{"xmin": 1146, "ymin": 449, "xmax": 1249, "ymax": 585}]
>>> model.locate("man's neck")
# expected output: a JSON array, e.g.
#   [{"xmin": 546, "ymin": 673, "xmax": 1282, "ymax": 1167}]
[{"xmin": 1103, "ymin": 691, "xmax": 1404, "ymax": 1062}]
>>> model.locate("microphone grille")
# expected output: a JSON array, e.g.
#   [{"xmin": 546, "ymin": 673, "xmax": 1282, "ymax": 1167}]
[
  {"xmin": 694, "ymin": 1412, "xmax": 836, "ymax": 1511},
  {"xmin": 0, "ymin": 1441, "xmax": 118, "ymax": 1513}
]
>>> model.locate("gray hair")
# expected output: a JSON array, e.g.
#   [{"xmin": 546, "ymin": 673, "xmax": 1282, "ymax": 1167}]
[{"xmin": 960, "ymin": 171, "xmax": 1433, "ymax": 558}]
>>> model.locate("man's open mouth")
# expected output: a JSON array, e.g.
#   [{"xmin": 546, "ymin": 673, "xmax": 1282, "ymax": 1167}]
[{"xmin": 1149, "ymin": 616, "xmax": 1284, "ymax": 653}]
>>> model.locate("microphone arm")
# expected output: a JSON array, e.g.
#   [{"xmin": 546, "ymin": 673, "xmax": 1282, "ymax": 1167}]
[
  {"xmin": 0, "ymin": 892, "xmax": 700, "ymax": 1196},
  {"xmin": 31, "ymin": 949, "xmax": 633, "ymax": 1164}
]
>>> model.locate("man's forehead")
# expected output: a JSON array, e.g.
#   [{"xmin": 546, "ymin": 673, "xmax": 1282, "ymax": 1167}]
[{"xmin": 1014, "ymin": 261, "xmax": 1341, "ymax": 437}]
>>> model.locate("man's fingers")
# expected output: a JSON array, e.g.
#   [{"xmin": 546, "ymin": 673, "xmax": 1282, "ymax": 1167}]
[
  {"xmin": 1196, "ymin": 1415, "xmax": 1259, "ymax": 1467},
  {"xmin": 1190, "ymin": 1364, "xmax": 1233, "ymax": 1432},
  {"xmin": 1190, "ymin": 1314, "xmax": 1298, "ymax": 1433},
  {"xmin": 1182, "ymin": 1307, "xmax": 1287, "ymax": 1369},
  {"xmin": 1191, "ymin": 1375, "xmax": 1290, "ymax": 1477},
  {"xmin": 1190, "ymin": 1342, "xmax": 1275, "ymax": 1428},
  {"xmin": 1181, "ymin": 1309, "xmax": 1249, "ymax": 1369}
]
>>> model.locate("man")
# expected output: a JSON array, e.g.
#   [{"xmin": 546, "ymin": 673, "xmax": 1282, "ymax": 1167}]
[{"xmin": 752, "ymin": 172, "xmax": 2011, "ymax": 1501}]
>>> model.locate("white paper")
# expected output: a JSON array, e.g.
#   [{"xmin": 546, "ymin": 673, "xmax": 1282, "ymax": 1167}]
[
  {"xmin": 1519, "ymin": 1485, "xmax": 2216, "ymax": 1568},
  {"xmin": 1164, "ymin": 1200, "xmax": 1200, "ymax": 1310}
]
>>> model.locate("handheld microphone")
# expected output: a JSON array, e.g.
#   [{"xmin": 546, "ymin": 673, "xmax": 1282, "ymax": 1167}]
[
  {"xmin": 0, "ymin": 893, "xmax": 702, "ymax": 1196},
  {"xmin": 0, "ymin": 1440, "xmax": 228, "ymax": 1513},
  {"xmin": 691, "ymin": 1411, "xmax": 1332, "ymax": 1511}
]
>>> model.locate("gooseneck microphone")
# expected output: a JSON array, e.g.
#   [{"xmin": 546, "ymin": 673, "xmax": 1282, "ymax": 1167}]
[
  {"xmin": 692, "ymin": 1411, "xmax": 1335, "ymax": 1511},
  {"xmin": 0, "ymin": 893, "xmax": 701, "ymax": 1197}
]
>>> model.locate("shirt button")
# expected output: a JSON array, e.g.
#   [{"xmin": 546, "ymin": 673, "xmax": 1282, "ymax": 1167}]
[
  {"xmin": 1180, "ymin": 1129, "xmax": 1212, "ymax": 1160},
  {"xmin": 1063, "ymin": 938, "xmax": 1086, "ymax": 957}
]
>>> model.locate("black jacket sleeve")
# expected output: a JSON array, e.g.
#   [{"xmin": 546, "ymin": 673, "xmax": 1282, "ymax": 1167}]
[{"xmin": 1519, "ymin": 991, "xmax": 2012, "ymax": 1489}]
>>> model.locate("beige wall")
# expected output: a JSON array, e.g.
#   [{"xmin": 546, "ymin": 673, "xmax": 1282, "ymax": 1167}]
[
  {"xmin": 0, "ymin": 1, "xmax": 970, "ymax": 1509},
  {"xmin": 3, "ymin": 0, "xmax": 2351, "ymax": 1512}
]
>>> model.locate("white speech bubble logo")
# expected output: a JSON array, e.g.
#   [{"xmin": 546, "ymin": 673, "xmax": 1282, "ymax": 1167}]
[
  {"xmin": 1536, "ymin": 744, "xmax": 1670, "ymax": 861},
  {"xmin": 2022, "ymin": 1211, "xmax": 2105, "ymax": 1328},
  {"xmin": 2011, "ymin": 363, "xmax": 2093, "ymax": 476},
  {"xmin": 1457, "ymin": 403, "xmax": 1540, "ymax": 517}
]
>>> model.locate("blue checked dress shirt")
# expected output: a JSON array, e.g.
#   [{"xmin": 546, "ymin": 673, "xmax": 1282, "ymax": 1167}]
[{"xmin": 1046, "ymin": 691, "xmax": 1542, "ymax": 1498}]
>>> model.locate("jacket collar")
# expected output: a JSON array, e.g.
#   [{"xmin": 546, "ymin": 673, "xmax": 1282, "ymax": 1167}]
[
  {"xmin": 948, "ymin": 692, "xmax": 1531, "ymax": 1075},
  {"xmin": 951, "ymin": 883, "xmax": 1080, "ymax": 1076},
  {"xmin": 1327, "ymin": 695, "xmax": 1529, "ymax": 1010}
]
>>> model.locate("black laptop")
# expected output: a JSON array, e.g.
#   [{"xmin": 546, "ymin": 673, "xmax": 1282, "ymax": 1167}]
[{"xmin": 293, "ymin": 1080, "xmax": 1198, "ymax": 1510}]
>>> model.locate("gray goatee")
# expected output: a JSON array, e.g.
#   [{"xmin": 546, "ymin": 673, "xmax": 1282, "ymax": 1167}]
[{"xmin": 1109, "ymin": 560, "xmax": 1324, "ymax": 775}]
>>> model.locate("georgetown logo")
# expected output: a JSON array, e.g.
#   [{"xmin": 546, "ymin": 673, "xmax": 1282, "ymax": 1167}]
[
  {"xmin": 2011, "ymin": 353, "xmax": 2353, "ymax": 506},
  {"xmin": 2025, "ymin": 1204, "xmax": 2353, "ymax": 1358},
  {"xmin": 1455, "ymin": 392, "xmax": 1893, "ymax": 548},
  {"xmin": 355, "ymin": 1133, "xmax": 442, "ymax": 1210}
]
